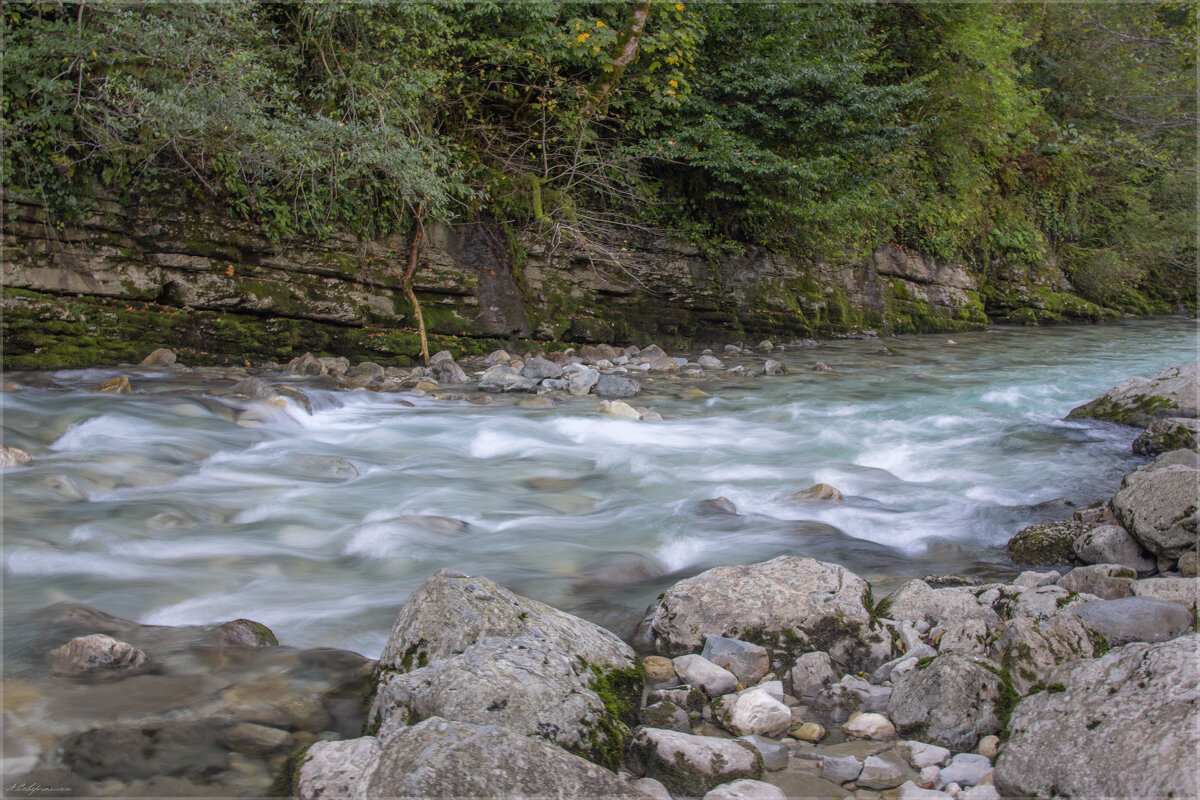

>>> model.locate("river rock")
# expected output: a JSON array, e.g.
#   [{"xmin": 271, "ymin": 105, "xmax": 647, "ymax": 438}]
[
  {"xmin": 1110, "ymin": 459, "xmax": 1199, "ymax": 559},
  {"xmin": 1012, "ymin": 570, "xmax": 1059, "ymax": 588},
  {"xmin": 763, "ymin": 359, "xmax": 783, "ymax": 376},
  {"xmin": 377, "ymin": 568, "xmax": 633, "ymax": 672},
  {"xmin": 785, "ymin": 651, "xmax": 837, "ymax": 700},
  {"xmin": 650, "ymin": 556, "xmax": 891, "ymax": 673},
  {"xmin": 886, "ymin": 653, "xmax": 1005, "ymax": 751},
  {"xmin": 673, "ymin": 654, "xmax": 739, "ymax": 697},
  {"xmin": 643, "ymin": 655, "xmax": 679, "ymax": 688},
  {"xmin": 937, "ymin": 753, "xmax": 992, "ymax": 789},
  {"xmin": 287, "ymin": 352, "xmax": 326, "ymax": 376},
  {"xmin": 701, "ymin": 636, "xmax": 770, "ymax": 685},
  {"xmin": 1056, "ymin": 563, "xmax": 1135, "ymax": 599},
  {"xmin": 1072, "ymin": 524, "xmax": 1157, "ymax": 573},
  {"xmin": 569, "ymin": 367, "xmax": 601, "ymax": 396},
  {"xmin": 789, "ymin": 483, "xmax": 843, "ymax": 502},
  {"xmin": 1178, "ymin": 549, "xmax": 1198, "ymax": 576},
  {"xmin": 704, "ymin": 779, "xmax": 787, "ymax": 800},
  {"xmin": 995, "ymin": 635, "xmax": 1199, "ymax": 800},
  {"xmin": 935, "ymin": 619, "xmax": 989, "ymax": 657},
  {"xmin": 46, "ymin": 634, "xmax": 149, "ymax": 675},
  {"xmin": 712, "ymin": 687, "xmax": 792, "ymax": 737},
  {"xmin": 699, "ymin": 496, "xmax": 739, "ymax": 516},
  {"xmin": 296, "ymin": 736, "xmax": 381, "ymax": 799},
  {"xmin": 647, "ymin": 685, "xmax": 708, "ymax": 713},
  {"xmin": 218, "ymin": 721, "xmax": 290, "ymax": 756},
  {"xmin": 629, "ymin": 727, "xmax": 763, "ymax": 796},
  {"xmin": 737, "ymin": 735, "xmax": 789, "ymax": 771},
  {"xmin": 633, "ymin": 777, "xmax": 673, "ymax": 800},
  {"xmin": 883, "ymin": 580, "xmax": 1001, "ymax": 630},
  {"xmin": 430, "ymin": 358, "xmax": 469, "ymax": 385},
  {"xmin": 858, "ymin": 754, "xmax": 906, "ymax": 790},
  {"xmin": 1006, "ymin": 520, "xmax": 1089, "ymax": 566},
  {"xmin": 791, "ymin": 721, "xmax": 826, "ymax": 742},
  {"xmin": 62, "ymin": 720, "xmax": 227, "ymax": 780},
  {"xmin": 902, "ymin": 740, "xmax": 951, "ymax": 769},
  {"xmin": 91, "ymin": 375, "xmax": 131, "ymax": 393},
  {"xmin": 641, "ymin": 700, "xmax": 691, "ymax": 733},
  {"xmin": 842, "ymin": 712, "xmax": 896, "ymax": 740},
  {"xmin": 595, "ymin": 374, "xmax": 641, "ymax": 398},
  {"xmin": 140, "ymin": 348, "xmax": 176, "ymax": 366},
  {"xmin": 697, "ymin": 354, "xmax": 725, "ymax": 370},
  {"xmin": 810, "ymin": 675, "xmax": 891, "ymax": 723},
  {"xmin": 1067, "ymin": 360, "xmax": 1199, "ymax": 426},
  {"xmin": 1132, "ymin": 416, "xmax": 1200, "ymax": 454},
  {"xmin": 1066, "ymin": 596, "xmax": 1193, "ymax": 646},
  {"xmin": 991, "ymin": 613, "xmax": 1097, "ymax": 695},
  {"xmin": 520, "ymin": 356, "xmax": 564, "ymax": 381},
  {"xmin": 318, "ymin": 356, "xmax": 349, "ymax": 376},
  {"xmin": 0, "ymin": 445, "xmax": 33, "ymax": 467},
  {"xmin": 1131, "ymin": 576, "xmax": 1199, "ymax": 612},
  {"xmin": 1007, "ymin": 584, "xmax": 1095, "ymax": 622},
  {"xmin": 821, "ymin": 754, "xmax": 862, "ymax": 784},
  {"xmin": 477, "ymin": 364, "xmax": 535, "ymax": 393},
  {"xmin": 599, "ymin": 399, "xmax": 642, "ymax": 419}
]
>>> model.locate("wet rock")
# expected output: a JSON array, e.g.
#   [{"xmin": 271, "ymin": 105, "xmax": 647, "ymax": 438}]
[
  {"xmin": 887, "ymin": 654, "xmax": 1006, "ymax": 751},
  {"xmin": 1067, "ymin": 597, "xmax": 1193, "ymax": 646},
  {"xmin": 141, "ymin": 348, "xmax": 177, "ymax": 366},
  {"xmin": 595, "ymin": 374, "xmax": 641, "ymax": 398},
  {"xmin": 883, "ymin": 580, "xmax": 1001, "ymax": 630},
  {"xmin": 699, "ymin": 496, "xmax": 739, "ymax": 516},
  {"xmin": 1131, "ymin": 576, "xmax": 1199, "ymax": 613},
  {"xmin": 991, "ymin": 613, "xmax": 1097, "ymax": 695},
  {"xmin": 629, "ymin": 727, "xmax": 762, "ymax": 797},
  {"xmin": 704, "ymin": 778, "xmax": 787, "ymax": 800},
  {"xmin": 858, "ymin": 754, "xmax": 906, "ymax": 790},
  {"xmin": 1066, "ymin": 360, "xmax": 1199, "ymax": 426},
  {"xmin": 701, "ymin": 636, "xmax": 770, "ymax": 685},
  {"xmin": 789, "ymin": 483, "xmax": 844, "ymax": 502},
  {"xmin": 1006, "ymin": 520, "xmax": 1088, "ymax": 567},
  {"xmin": 822, "ymin": 754, "xmax": 862, "ymax": 784},
  {"xmin": 210, "ymin": 619, "xmax": 280, "ymax": 648},
  {"xmin": 599, "ymin": 399, "xmax": 642, "ymax": 419},
  {"xmin": 763, "ymin": 359, "xmax": 784, "ymax": 376},
  {"xmin": 62, "ymin": 721, "xmax": 227, "ymax": 780},
  {"xmin": 650, "ymin": 556, "xmax": 891, "ymax": 673},
  {"xmin": 786, "ymin": 651, "xmax": 838, "ymax": 701},
  {"xmin": 813, "ymin": 362, "xmax": 832, "ymax": 372},
  {"xmin": 995, "ymin": 635, "xmax": 1199, "ymax": 800},
  {"xmin": 91, "ymin": 376, "xmax": 131, "ymax": 394},
  {"xmin": 568, "ymin": 367, "xmax": 601, "ymax": 396},
  {"xmin": 477, "ymin": 364, "xmax": 535, "ymax": 393},
  {"xmin": 842, "ymin": 712, "xmax": 896, "ymax": 740},
  {"xmin": 713, "ymin": 687, "xmax": 792, "ymax": 737},
  {"xmin": 46, "ymin": 634, "xmax": 149, "ymax": 676},
  {"xmin": 1132, "ymin": 417, "xmax": 1199, "ymax": 454},
  {"xmin": 218, "ymin": 722, "xmax": 290, "ymax": 755},
  {"xmin": 1111, "ymin": 459, "xmax": 1200, "ymax": 559},
  {"xmin": 1072, "ymin": 524, "xmax": 1157, "ymax": 574},
  {"xmin": 673, "ymin": 654, "xmax": 738, "ymax": 698},
  {"xmin": 641, "ymin": 700, "xmax": 692, "ymax": 733},
  {"xmin": 520, "ymin": 356, "xmax": 564, "ymax": 381},
  {"xmin": 0, "ymin": 445, "xmax": 33, "ymax": 467},
  {"xmin": 737, "ymin": 735, "xmax": 789, "ymax": 771},
  {"xmin": 698, "ymin": 355, "xmax": 725, "ymax": 370},
  {"xmin": 287, "ymin": 352, "xmax": 326, "ymax": 376},
  {"xmin": 430, "ymin": 358, "xmax": 470, "ymax": 385},
  {"xmin": 1056, "ymin": 564, "xmax": 1135, "ymax": 599}
]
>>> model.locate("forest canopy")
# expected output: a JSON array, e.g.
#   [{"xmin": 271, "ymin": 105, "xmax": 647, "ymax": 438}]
[{"xmin": 4, "ymin": 1, "xmax": 1195, "ymax": 311}]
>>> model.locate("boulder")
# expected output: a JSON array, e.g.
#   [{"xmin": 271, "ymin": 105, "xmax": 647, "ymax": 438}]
[
  {"xmin": 477, "ymin": 364, "xmax": 536, "ymax": 393},
  {"xmin": 595, "ymin": 374, "xmax": 641, "ymax": 398},
  {"xmin": 991, "ymin": 613, "xmax": 1097, "ymax": 695},
  {"xmin": 140, "ymin": 348, "xmax": 176, "ymax": 366},
  {"xmin": 842, "ymin": 712, "xmax": 896, "ymax": 740},
  {"xmin": 520, "ymin": 356, "xmax": 564, "ymax": 381},
  {"xmin": 1056, "ymin": 563, "xmax": 1136, "ymax": 599},
  {"xmin": 820, "ymin": 754, "xmax": 862, "ymax": 784},
  {"xmin": 995, "ymin": 635, "xmax": 1199, "ymax": 800},
  {"xmin": 1066, "ymin": 360, "xmax": 1199, "ymax": 426},
  {"xmin": 672, "ymin": 654, "xmax": 738, "ymax": 698},
  {"xmin": 430, "ymin": 359, "xmax": 470, "ymax": 385},
  {"xmin": 883, "ymin": 580, "xmax": 1001, "ymax": 630},
  {"xmin": 1006, "ymin": 520, "xmax": 1089, "ymax": 567},
  {"xmin": 1111, "ymin": 459, "xmax": 1200, "ymax": 559},
  {"xmin": 704, "ymin": 779, "xmax": 787, "ymax": 800},
  {"xmin": 46, "ymin": 634, "xmax": 149, "ymax": 676},
  {"xmin": 700, "ymin": 636, "xmax": 770, "ymax": 685},
  {"xmin": 1131, "ymin": 576, "xmax": 1199, "ymax": 613},
  {"xmin": 887, "ymin": 654, "xmax": 1006, "ymax": 752},
  {"xmin": 650, "ymin": 556, "xmax": 891, "ymax": 673},
  {"xmin": 287, "ymin": 352, "xmax": 326, "ymax": 376},
  {"xmin": 1072, "ymin": 524, "xmax": 1156, "ymax": 574},
  {"xmin": 1067, "ymin": 597, "xmax": 1193, "ymax": 647},
  {"xmin": 629, "ymin": 727, "xmax": 762, "ymax": 797},
  {"xmin": 785, "ymin": 651, "xmax": 837, "ymax": 700},
  {"xmin": 712, "ymin": 687, "xmax": 792, "ymax": 737},
  {"xmin": 858, "ymin": 754, "xmax": 906, "ymax": 790},
  {"xmin": 1132, "ymin": 417, "xmax": 1200, "ymax": 454},
  {"xmin": 299, "ymin": 717, "xmax": 647, "ymax": 800}
]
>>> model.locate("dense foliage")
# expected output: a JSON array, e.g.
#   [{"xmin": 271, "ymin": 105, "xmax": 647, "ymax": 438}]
[{"xmin": 3, "ymin": 1, "xmax": 1195, "ymax": 309}]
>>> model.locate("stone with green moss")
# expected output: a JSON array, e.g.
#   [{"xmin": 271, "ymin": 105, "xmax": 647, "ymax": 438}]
[{"xmin": 1007, "ymin": 520, "xmax": 1090, "ymax": 567}]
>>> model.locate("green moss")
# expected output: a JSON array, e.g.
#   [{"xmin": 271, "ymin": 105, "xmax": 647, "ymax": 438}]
[
  {"xmin": 1047, "ymin": 683, "xmax": 1066, "ymax": 693},
  {"xmin": 582, "ymin": 661, "xmax": 643, "ymax": 772},
  {"xmin": 915, "ymin": 656, "xmax": 936, "ymax": 670},
  {"xmin": 1007, "ymin": 520, "xmax": 1088, "ymax": 567},
  {"xmin": 1088, "ymin": 630, "xmax": 1110, "ymax": 658},
  {"xmin": 268, "ymin": 743, "xmax": 313, "ymax": 797},
  {"xmin": 979, "ymin": 661, "xmax": 1020, "ymax": 742}
]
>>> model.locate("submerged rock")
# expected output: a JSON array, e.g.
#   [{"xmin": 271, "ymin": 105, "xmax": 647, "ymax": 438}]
[
  {"xmin": 995, "ymin": 635, "xmax": 1199, "ymax": 800},
  {"xmin": 46, "ymin": 634, "xmax": 149, "ymax": 676},
  {"xmin": 0, "ymin": 445, "xmax": 33, "ymax": 467}
]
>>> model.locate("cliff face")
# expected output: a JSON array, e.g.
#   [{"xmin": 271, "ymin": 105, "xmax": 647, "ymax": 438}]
[{"xmin": 1, "ymin": 192, "xmax": 1105, "ymax": 369}]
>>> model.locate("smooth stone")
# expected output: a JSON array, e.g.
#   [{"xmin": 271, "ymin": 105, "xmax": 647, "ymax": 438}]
[
  {"xmin": 599, "ymin": 399, "xmax": 642, "ymax": 419},
  {"xmin": 902, "ymin": 741, "xmax": 951, "ymax": 770},
  {"xmin": 1072, "ymin": 525, "xmax": 1156, "ymax": 574},
  {"xmin": 975, "ymin": 735, "xmax": 1000, "ymax": 760},
  {"xmin": 1179, "ymin": 550, "xmax": 1198, "ymax": 577},
  {"xmin": 568, "ymin": 368, "xmax": 601, "ymax": 396},
  {"xmin": 936, "ymin": 753, "xmax": 992, "ymax": 789},
  {"xmin": 857, "ymin": 755, "xmax": 905, "ymax": 790},
  {"xmin": 1067, "ymin": 597, "xmax": 1193, "ymax": 646},
  {"xmin": 701, "ymin": 636, "xmax": 771, "ymax": 685},
  {"xmin": 842, "ymin": 712, "xmax": 896, "ymax": 740},
  {"xmin": 787, "ymin": 651, "xmax": 838, "ymax": 700},
  {"xmin": 763, "ymin": 359, "xmax": 784, "ymax": 376},
  {"xmin": 792, "ymin": 722, "xmax": 827, "ymax": 742},
  {"xmin": 737, "ymin": 735, "xmax": 790, "ymax": 771},
  {"xmin": 699, "ymin": 497, "xmax": 740, "ymax": 516},
  {"xmin": 140, "ymin": 348, "xmax": 176, "ymax": 366},
  {"xmin": 716, "ymin": 688, "xmax": 792, "ymax": 737},
  {"xmin": 643, "ymin": 655, "xmax": 679, "ymax": 688},
  {"xmin": 595, "ymin": 374, "xmax": 641, "ymax": 398},
  {"xmin": 46, "ymin": 634, "xmax": 149, "ymax": 675},
  {"xmin": 697, "ymin": 355, "xmax": 725, "ymax": 370},
  {"xmin": 704, "ymin": 778, "xmax": 787, "ymax": 800},
  {"xmin": 672, "ymin": 655, "xmax": 740, "ymax": 698},
  {"xmin": 822, "ymin": 755, "xmax": 863, "ymax": 784},
  {"xmin": 477, "ymin": 364, "xmax": 535, "ymax": 393},
  {"xmin": 632, "ymin": 777, "xmax": 673, "ymax": 800}
]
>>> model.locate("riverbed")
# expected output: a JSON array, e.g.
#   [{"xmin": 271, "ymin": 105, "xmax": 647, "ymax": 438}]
[{"xmin": 2, "ymin": 318, "xmax": 1196, "ymax": 665}]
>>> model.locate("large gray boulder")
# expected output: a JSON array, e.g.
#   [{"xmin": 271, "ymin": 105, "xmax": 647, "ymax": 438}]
[
  {"xmin": 990, "ymin": 613, "xmax": 1098, "ymax": 695},
  {"xmin": 995, "ymin": 635, "xmax": 1199, "ymax": 800},
  {"xmin": 298, "ymin": 717, "xmax": 648, "ymax": 800},
  {"xmin": 377, "ymin": 568, "xmax": 633, "ymax": 673},
  {"xmin": 650, "ymin": 557, "xmax": 891, "ymax": 673},
  {"xmin": 1055, "ymin": 564, "xmax": 1135, "ymax": 600},
  {"xmin": 882, "ymin": 580, "xmax": 1001, "ymax": 630},
  {"xmin": 1066, "ymin": 597, "xmax": 1194, "ymax": 647},
  {"xmin": 1066, "ymin": 360, "xmax": 1199, "ymax": 426},
  {"xmin": 886, "ymin": 654, "xmax": 1006, "ymax": 752},
  {"xmin": 1072, "ymin": 524, "xmax": 1157, "ymax": 574},
  {"xmin": 1110, "ymin": 458, "xmax": 1199, "ymax": 560},
  {"xmin": 477, "ymin": 365, "xmax": 536, "ymax": 393},
  {"xmin": 628, "ymin": 727, "xmax": 763, "ymax": 797},
  {"xmin": 1131, "ymin": 576, "xmax": 1200, "ymax": 614}
]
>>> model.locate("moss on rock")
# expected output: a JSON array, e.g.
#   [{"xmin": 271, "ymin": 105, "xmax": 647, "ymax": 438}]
[{"xmin": 1007, "ymin": 520, "xmax": 1092, "ymax": 567}]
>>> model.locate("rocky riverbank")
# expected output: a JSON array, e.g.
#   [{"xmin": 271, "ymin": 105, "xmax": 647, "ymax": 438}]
[{"xmin": 2, "ymin": 354, "xmax": 1196, "ymax": 798}]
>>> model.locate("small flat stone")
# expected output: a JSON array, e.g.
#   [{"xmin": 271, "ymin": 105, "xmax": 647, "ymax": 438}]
[
  {"xmin": 857, "ymin": 755, "xmax": 905, "ymax": 790},
  {"xmin": 903, "ymin": 741, "xmax": 951, "ymax": 770},
  {"xmin": 822, "ymin": 755, "xmax": 863, "ymax": 784},
  {"xmin": 673, "ymin": 654, "xmax": 739, "ymax": 697}
]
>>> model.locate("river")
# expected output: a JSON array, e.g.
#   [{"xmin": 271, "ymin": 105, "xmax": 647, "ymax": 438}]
[{"xmin": 2, "ymin": 318, "xmax": 1196, "ymax": 665}]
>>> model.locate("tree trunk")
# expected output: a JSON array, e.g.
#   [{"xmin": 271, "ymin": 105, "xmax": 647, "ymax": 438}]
[{"xmin": 401, "ymin": 206, "xmax": 430, "ymax": 367}]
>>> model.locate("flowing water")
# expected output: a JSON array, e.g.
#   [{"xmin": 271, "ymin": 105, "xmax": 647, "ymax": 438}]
[{"xmin": 3, "ymin": 318, "xmax": 1197, "ymax": 666}]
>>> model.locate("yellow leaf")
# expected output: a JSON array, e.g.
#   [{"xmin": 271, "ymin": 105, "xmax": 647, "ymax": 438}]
[
  {"xmin": 577, "ymin": 32, "xmax": 590, "ymax": 43},
  {"xmin": 668, "ymin": 79, "xmax": 678, "ymax": 88},
  {"xmin": 675, "ymin": 2, "xmax": 684, "ymax": 9},
  {"xmin": 596, "ymin": 20, "xmax": 605, "ymax": 27}
]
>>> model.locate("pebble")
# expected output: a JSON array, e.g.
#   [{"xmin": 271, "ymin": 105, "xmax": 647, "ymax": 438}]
[
  {"xmin": 975, "ymin": 735, "xmax": 999, "ymax": 760},
  {"xmin": 643, "ymin": 655, "xmax": 679, "ymax": 688}
]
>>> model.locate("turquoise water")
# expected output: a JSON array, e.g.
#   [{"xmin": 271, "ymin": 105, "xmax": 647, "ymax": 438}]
[{"xmin": 2, "ymin": 318, "xmax": 1196, "ymax": 659}]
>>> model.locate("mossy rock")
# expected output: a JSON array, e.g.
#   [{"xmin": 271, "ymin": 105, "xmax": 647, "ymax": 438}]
[{"xmin": 1007, "ymin": 520, "xmax": 1092, "ymax": 567}]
